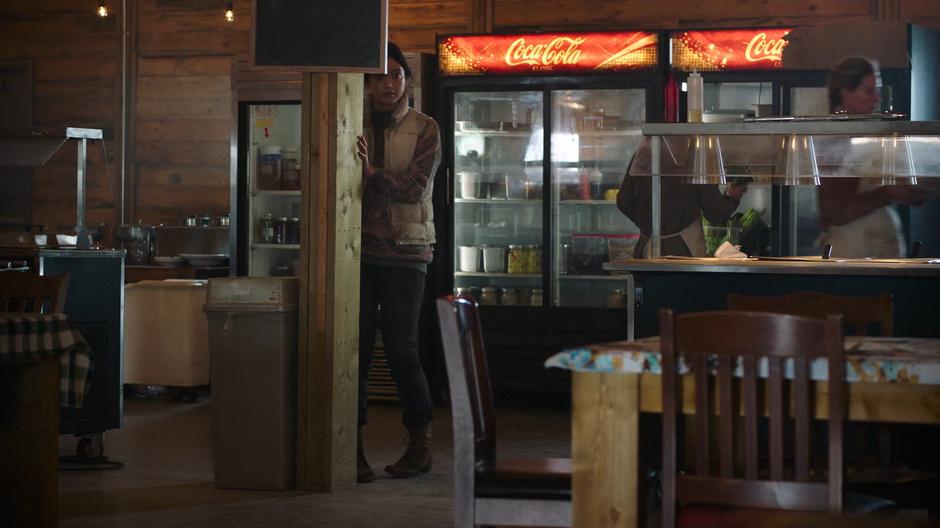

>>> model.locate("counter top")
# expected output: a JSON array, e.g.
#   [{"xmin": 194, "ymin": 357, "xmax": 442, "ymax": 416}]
[{"xmin": 603, "ymin": 257, "xmax": 940, "ymax": 277}]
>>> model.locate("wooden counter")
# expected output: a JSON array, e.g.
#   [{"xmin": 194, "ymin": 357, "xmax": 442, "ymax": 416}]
[{"xmin": 604, "ymin": 257, "xmax": 940, "ymax": 277}]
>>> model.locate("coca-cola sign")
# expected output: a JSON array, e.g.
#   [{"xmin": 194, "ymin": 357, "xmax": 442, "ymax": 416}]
[
  {"xmin": 439, "ymin": 31, "xmax": 659, "ymax": 76},
  {"xmin": 672, "ymin": 28, "xmax": 793, "ymax": 71}
]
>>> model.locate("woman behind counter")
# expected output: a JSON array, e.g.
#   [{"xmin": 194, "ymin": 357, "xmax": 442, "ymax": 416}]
[{"xmin": 818, "ymin": 57, "xmax": 928, "ymax": 258}]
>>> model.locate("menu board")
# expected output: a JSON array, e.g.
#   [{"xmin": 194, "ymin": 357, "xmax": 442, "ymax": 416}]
[{"xmin": 252, "ymin": 0, "xmax": 387, "ymax": 73}]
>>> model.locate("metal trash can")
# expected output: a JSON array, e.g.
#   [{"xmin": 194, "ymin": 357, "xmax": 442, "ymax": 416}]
[{"xmin": 204, "ymin": 277, "xmax": 298, "ymax": 490}]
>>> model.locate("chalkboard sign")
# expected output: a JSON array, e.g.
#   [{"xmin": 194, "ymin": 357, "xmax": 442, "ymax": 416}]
[{"xmin": 252, "ymin": 0, "xmax": 387, "ymax": 73}]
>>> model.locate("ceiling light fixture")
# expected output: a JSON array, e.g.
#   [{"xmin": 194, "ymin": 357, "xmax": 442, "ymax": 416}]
[
  {"xmin": 225, "ymin": 1, "xmax": 235, "ymax": 22},
  {"xmin": 97, "ymin": 0, "xmax": 109, "ymax": 17}
]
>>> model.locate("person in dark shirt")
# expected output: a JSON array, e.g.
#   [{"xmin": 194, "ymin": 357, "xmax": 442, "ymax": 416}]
[{"xmin": 616, "ymin": 140, "xmax": 746, "ymax": 257}]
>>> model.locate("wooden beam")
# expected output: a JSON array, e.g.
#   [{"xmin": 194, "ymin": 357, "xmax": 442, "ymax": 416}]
[{"xmin": 296, "ymin": 72, "xmax": 362, "ymax": 491}]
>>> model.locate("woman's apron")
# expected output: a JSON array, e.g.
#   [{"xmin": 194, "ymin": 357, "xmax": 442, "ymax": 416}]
[
  {"xmin": 820, "ymin": 179, "xmax": 905, "ymax": 258},
  {"xmin": 637, "ymin": 219, "xmax": 707, "ymax": 258}
]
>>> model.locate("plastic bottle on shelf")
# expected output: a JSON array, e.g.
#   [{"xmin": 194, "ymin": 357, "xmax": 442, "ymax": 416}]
[
  {"xmin": 260, "ymin": 213, "xmax": 274, "ymax": 243},
  {"xmin": 281, "ymin": 148, "xmax": 301, "ymax": 190},
  {"xmin": 258, "ymin": 145, "xmax": 282, "ymax": 190},
  {"xmin": 687, "ymin": 71, "xmax": 703, "ymax": 123}
]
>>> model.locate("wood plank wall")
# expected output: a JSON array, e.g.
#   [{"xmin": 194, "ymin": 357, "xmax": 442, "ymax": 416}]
[
  {"xmin": 0, "ymin": 1, "xmax": 121, "ymax": 232},
  {"xmin": 3, "ymin": 0, "xmax": 939, "ymax": 228}
]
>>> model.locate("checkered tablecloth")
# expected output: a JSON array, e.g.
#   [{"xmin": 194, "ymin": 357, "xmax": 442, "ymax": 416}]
[
  {"xmin": 546, "ymin": 335, "xmax": 940, "ymax": 385},
  {"xmin": 1, "ymin": 313, "xmax": 93, "ymax": 407}
]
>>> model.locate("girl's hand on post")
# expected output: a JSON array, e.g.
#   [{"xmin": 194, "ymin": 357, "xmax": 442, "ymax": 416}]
[{"xmin": 356, "ymin": 135, "xmax": 374, "ymax": 179}]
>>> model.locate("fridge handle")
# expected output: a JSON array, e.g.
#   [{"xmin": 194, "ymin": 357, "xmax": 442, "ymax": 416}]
[{"xmin": 445, "ymin": 167, "xmax": 452, "ymax": 206}]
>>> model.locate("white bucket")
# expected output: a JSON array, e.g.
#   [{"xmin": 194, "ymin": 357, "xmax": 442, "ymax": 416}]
[
  {"xmin": 482, "ymin": 246, "xmax": 506, "ymax": 273},
  {"xmin": 458, "ymin": 246, "xmax": 480, "ymax": 272}
]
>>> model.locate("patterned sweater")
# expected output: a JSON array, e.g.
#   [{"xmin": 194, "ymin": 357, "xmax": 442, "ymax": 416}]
[{"xmin": 361, "ymin": 97, "xmax": 441, "ymax": 264}]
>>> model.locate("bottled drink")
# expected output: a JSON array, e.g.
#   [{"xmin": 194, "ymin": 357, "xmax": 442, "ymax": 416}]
[{"xmin": 260, "ymin": 213, "xmax": 274, "ymax": 243}]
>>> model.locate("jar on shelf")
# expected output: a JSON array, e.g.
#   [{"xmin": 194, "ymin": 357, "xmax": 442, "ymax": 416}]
[
  {"xmin": 260, "ymin": 213, "xmax": 274, "ymax": 243},
  {"xmin": 500, "ymin": 287, "xmax": 520, "ymax": 306},
  {"xmin": 507, "ymin": 245, "xmax": 526, "ymax": 274},
  {"xmin": 257, "ymin": 144, "xmax": 282, "ymax": 190},
  {"xmin": 480, "ymin": 287, "xmax": 499, "ymax": 306},
  {"xmin": 530, "ymin": 288, "xmax": 543, "ymax": 306},
  {"xmin": 281, "ymin": 148, "xmax": 301, "ymax": 191},
  {"xmin": 274, "ymin": 217, "xmax": 288, "ymax": 244},
  {"xmin": 517, "ymin": 288, "xmax": 532, "ymax": 306},
  {"xmin": 524, "ymin": 245, "xmax": 542, "ymax": 274},
  {"xmin": 607, "ymin": 288, "xmax": 626, "ymax": 308},
  {"xmin": 287, "ymin": 217, "xmax": 300, "ymax": 244}
]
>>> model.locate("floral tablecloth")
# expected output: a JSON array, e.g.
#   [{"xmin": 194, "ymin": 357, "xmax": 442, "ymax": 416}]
[
  {"xmin": 1, "ymin": 313, "xmax": 93, "ymax": 407},
  {"xmin": 546, "ymin": 336, "xmax": 940, "ymax": 385}
]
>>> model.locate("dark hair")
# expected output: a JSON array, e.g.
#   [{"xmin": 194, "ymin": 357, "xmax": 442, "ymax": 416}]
[
  {"xmin": 827, "ymin": 57, "xmax": 877, "ymax": 113},
  {"xmin": 386, "ymin": 41, "xmax": 411, "ymax": 79}
]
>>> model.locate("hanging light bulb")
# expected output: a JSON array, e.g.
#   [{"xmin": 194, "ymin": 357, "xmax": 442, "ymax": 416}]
[
  {"xmin": 97, "ymin": 0, "xmax": 109, "ymax": 17},
  {"xmin": 224, "ymin": 1, "xmax": 235, "ymax": 22}
]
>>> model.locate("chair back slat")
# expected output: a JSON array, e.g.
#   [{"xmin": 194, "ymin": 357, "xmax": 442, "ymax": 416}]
[
  {"xmin": 717, "ymin": 355, "xmax": 734, "ymax": 478},
  {"xmin": 693, "ymin": 352, "xmax": 710, "ymax": 477},
  {"xmin": 826, "ymin": 316, "xmax": 846, "ymax": 513},
  {"xmin": 452, "ymin": 295, "xmax": 497, "ymax": 470},
  {"xmin": 0, "ymin": 273, "xmax": 69, "ymax": 314},
  {"xmin": 660, "ymin": 309, "xmax": 846, "ymax": 527},
  {"xmin": 794, "ymin": 357, "xmax": 811, "ymax": 482},
  {"xmin": 726, "ymin": 291, "xmax": 893, "ymax": 337},
  {"xmin": 768, "ymin": 356, "xmax": 785, "ymax": 481},
  {"xmin": 658, "ymin": 310, "xmax": 679, "ymax": 528},
  {"xmin": 742, "ymin": 356, "xmax": 759, "ymax": 480}
]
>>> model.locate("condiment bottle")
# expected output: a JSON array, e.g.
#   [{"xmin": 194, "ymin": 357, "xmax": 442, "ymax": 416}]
[
  {"xmin": 687, "ymin": 71, "xmax": 703, "ymax": 123},
  {"xmin": 274, "ymin": 217, "xmax": 288, "ymax": 244},
  {"xmin": 260, "ymin": 213, "xmax": 274, "ymax": 243},
  {"xmin": 607, "ymin": 288, "xmax": 626, "ymax": 308}
]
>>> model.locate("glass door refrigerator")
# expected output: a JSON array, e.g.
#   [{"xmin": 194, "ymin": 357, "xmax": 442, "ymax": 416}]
[
  {"xmin": 668, "ymin": 24, "xmax": 940, "ymax": 257},
  {"xmin": 436, "ymin": 31, "xmax": 663, "ymax": 392},
  {"xmin": 234, "ymin": 102, "xmax": 302, "ymax": 277}
]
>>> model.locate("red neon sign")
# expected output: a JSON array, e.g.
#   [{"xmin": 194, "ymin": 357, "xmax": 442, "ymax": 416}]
[
  {"xmin": 672, "ymin": 28, "xmax": 793, "ymax": 71},
  {"xmin": 439, "ymin": 32, "xmax": 659, "ymax": 76}
]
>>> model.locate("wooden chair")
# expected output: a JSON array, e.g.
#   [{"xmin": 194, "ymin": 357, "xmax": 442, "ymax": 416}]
[
  {"xmin": 658, "ymin": 309, "xmax": 894, "ymax": 528},
  {"xmin": 725, "ymin": 291, "xmax": 892, "ymax": 337},
  {"xmin": 436, "ymin": 294, "xmax": 571, "ymax": 528},
  {"xmin": 0, "ymin": 272, "xmax": 70, "ymax": 313}
]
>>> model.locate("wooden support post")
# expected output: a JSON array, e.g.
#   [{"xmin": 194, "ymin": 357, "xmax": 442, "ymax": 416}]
[{"xmin": 296, "ymin": 72, "xmax": 363, "ymax": 491}]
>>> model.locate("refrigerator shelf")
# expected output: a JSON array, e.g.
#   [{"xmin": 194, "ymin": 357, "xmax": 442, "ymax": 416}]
[
  {"xmin": 252, "ymin": 244, "xmax": 300, "ymax": 250},
  {"xmin": 252, "ymin": 190, "xmax": 301, "ymax": 197},
  {"xmin": 455, "ymin": 198, "xmax": 540, "ymax": 205},
  {"xmin": 559, "ymin": 274, "xmax": 632, "ymax": 281},
  {"xmin": 569, "ymin": 129, "xmax": 643, "ymax": 137},
  {"xmin": 559, "ymin": 200, "xmax": 618, "ymax": 206},
  {"xmin": 455, "ymin": 272, "xmax": 541, "ymax": 279},
  {"xmin": 455, "ymin": 130, "xmax": 532, "ymax": 138}
]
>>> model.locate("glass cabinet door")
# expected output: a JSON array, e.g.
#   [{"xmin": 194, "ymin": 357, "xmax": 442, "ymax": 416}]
[
  {"xmin": 551, "ymin": 89, "xmax": 643, "ymax": 308},
  {"xmin": 453, "ymin": 91, "xmax": 543, "ymax": 307}
]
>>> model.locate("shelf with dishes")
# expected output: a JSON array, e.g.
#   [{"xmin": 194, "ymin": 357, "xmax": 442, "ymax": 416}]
[
  {"xmin": 252, "ymin": 190, "xmax": 301, "ymax": 197},
  {"xmin": 454, "ymin": 272, "xmax": 541, "ymax": 279},
  {"xmin": 252, "ymin": 243, "xmax": 300, "ymax": 250},
  {"xmin": 455, "ymin": 198, "xmax": 541, "ymax": 205}
]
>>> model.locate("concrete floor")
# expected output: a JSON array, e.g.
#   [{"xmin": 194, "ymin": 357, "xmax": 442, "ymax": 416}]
[{"xmin": 58, "ymin": 392, "xmax": 570, "ymax": 527}]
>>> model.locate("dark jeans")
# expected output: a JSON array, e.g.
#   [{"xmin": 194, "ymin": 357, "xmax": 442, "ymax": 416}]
[{"xmin": 358, "ymin": 263, "xmax": 433, "ymax": 428}]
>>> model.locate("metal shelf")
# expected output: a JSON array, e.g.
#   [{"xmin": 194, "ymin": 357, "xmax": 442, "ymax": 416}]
[
  {"xmin": 455, "ymin": 198, "xmax": 541, "ymax": 204},
  {"xmin": 252, "ymin": 243, "xmax": 300, "ymax": 250},
  {"xmin": 559, "ymin": 274, "xmax": 632, "ymax": 281},
  {"xmin": 252, "ymin": 190, "xmax": 301, "ymax": 196},
  {"xmin": 455, "ymin": 272, "xmax": 541, "ymax": 278},
  {"xmin": 558, "ymin": 200, "xmax": 618, "ymax": 205}
]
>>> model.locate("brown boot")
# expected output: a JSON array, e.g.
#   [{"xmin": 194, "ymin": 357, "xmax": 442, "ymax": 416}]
[
  {"xmin": 384, "ymin": 424, "xmax": 432, "ymax": 478},
  {"xmin": 357, "ymin": 428, "xmax": 375, "ymax": 483}
]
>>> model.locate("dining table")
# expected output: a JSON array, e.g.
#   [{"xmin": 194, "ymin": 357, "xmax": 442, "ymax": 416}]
[
  {"xmin": 545, "ymin": 335, "xmax": 940, "ymax": 528},
  {"xmin": 0, "ymin": 312, "xmax": 93, "ymax": 528}
]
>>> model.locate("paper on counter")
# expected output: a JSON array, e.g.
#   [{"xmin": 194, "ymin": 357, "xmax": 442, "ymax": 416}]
[{"xmin": 713, "ymin": 241, "xmax": 748, "ymax": 259}]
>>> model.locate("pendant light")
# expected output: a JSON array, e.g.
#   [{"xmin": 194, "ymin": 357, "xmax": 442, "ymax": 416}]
[
  {"xmin": 97, "ymin": 0, "xmax": 109, "ymax": 17},
  {"xmin": 225, "ymin": 1, "xmax": 235, "ymax": 22}
]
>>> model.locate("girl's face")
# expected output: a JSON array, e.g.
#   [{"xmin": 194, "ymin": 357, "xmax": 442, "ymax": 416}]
[
  {"xmin": 367, "ymin": 57, "xmax": 407, "ymax": 111},
  {"xmin": 840, "ymin": 73, "xmax": 880, "ymax": 115}
]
